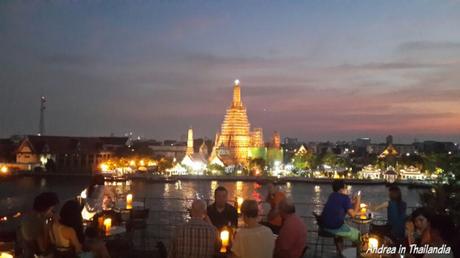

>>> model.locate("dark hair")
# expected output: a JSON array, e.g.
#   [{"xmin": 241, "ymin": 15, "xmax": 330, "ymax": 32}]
[
  {"xmin": 84, "ymin": 227, "xmax": 99, "ymax": 239},
  {"xmin": 214, "ymin": 186, "xmax": 228, "ymax": 195},
  {"xmin": 60, "ymin": 200, "xmax": 84, "ymax": 243},
  {"xmin": 279, "ymin": 199, "xmax": 296, "ymax": 214},
  {"xmin": 411, "ymin": 207, "xmax": 434, "ymax": 224},
  {"xmin": 87, "ymin": 175, "xmax": 105, "ymax": 198},
  {"xmin": 332, "ymin": 180, "xmax": 345, "ymax": 192},
  {"xmin": 388, "ymin": 186, "xmax": 405, "ymax": 214},
  {"xmin": 241, "ymin": 200, "xmax": 258, "ymax": 218},
  {"xmin": 388, "ymin": 186, "xmax": 402, "ymax": 201},
  {"xmin": 33, "ymin": 192, "xmax": 59, "ymax": 212}
]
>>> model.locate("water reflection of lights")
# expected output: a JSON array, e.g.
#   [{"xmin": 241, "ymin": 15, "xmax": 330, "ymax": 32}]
[
  {"xmin": 314, "ymin": 185, "xmax": 320, "ymax": 193},
  {"xmin": 286, "ymin": 182, "xmax": 291, "ymax": 189},
  {"xmin": 211, "ymin": 181, "xmax": 218, "ymax": 193},
  {"xmin": 175, "ymin": 180, "xmax": 182, "ymax": 190},
  {"xmin": 313, "ymin": 185, "xmax": 322, "ymax": 214},
  {"xmin": 235, "ymin": 181, "xmax": 243, "ymax": 197},
  {"xmin": 164, "ymin": 183, "xmax": 170, "ymax": 196}
]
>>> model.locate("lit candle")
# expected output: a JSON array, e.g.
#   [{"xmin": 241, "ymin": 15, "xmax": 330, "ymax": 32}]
[
  {"xmin": 368, "ymin": 237, "xmax": 379, "ymax": 250},
  {"xmin": 103, "ymin": 218, "xmax": 112, "ymax": 235},
  {"xmin": 237, "ymin": 197, "xmax": 243, "ymax": 214},
  {"xmin": 0, "ymin": 252, "xmax": 13, "ymax": 258},
  {"xmin": 220, "ymin": 229, "xmax": 230, "ymax": 253},
  {"xmin": 126, "ymin": 194, "xmax": 133, "ymax": 209},
  {"xmin": 360, "ymin": 203, "xmax": 367, "ymax": 219}
]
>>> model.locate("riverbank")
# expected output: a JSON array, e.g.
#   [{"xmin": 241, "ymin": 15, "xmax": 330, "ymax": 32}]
[{"xmin": 5, "ymin": 171, "xmax": 434, "ymax": 188}]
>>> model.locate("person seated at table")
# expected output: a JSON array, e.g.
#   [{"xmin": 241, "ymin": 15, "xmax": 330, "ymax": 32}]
[
  {"xmin": 372, "ymin": 185, "xmax": 407, "ymax": 243},
  {"xmin": 83, "ymin": 227, "xmax": 111, "ymax": 258},
  {"xmin": 422, "ymin": 214, "xmax": 455, "ymax": 258},
  {"xmin": 50, "ymin": 200, "xmax": 84, "ymax": 257},
  {"xmin": 405, "ymin": 207, "xmax": 433, "ymax": 247},
  {"xmin": 207, "ymin": 186, "xmax": 238, "ymax": 229},
  {"xmin": 261, "ymin": 182, "xmax": 286, "ymax": 234},
  {"xmin": 169, "ymin": 199, "xmax": 218, "ymax": 258},
  {"xmin": 274, "ymin": 198, "xmax": 307, "ymax": 258},
  {"xmin": 81, "ymin": 175, "xmax": 116, "ymax": 221},
  {"xmin": 231, "ymin": 200, "xmax": 274, "ymax": 258},
  {"xmin": 320, "ymin": 180, "xmax": 361, "ymax": 256},
  {"xmin": 20, "ymin": 192, "xmax": 60, "ymax": 258}
]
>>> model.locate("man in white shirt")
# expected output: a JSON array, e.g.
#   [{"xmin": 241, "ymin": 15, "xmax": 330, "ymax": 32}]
[{"xmin": 231, "ymin": 200, "xmax": 275, "ymax": 258}]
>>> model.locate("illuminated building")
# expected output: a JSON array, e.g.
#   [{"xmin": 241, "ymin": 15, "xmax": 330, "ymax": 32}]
[
  {"xmin": 209, "ymin": 79, "xmax": 283, "ymax": 167},
  {"xmin": 359, "ymin": 164, "xmax": 382, "ymax": 180},
  {"xmin": 211, "ymin": 79, "xmax": 279, "ymax": 166},
  {"xmin": 186, "ymin": 127, "xmax": 194, "ymax": 156},
  {"xmin": 176, "ymin": 128, "xmax": 208, "ymax": 174},
  {"xmin": 15, "ymin": 135, "xmax": 127, "ymax": 173},
  {"xmin": 399, "ymin": 165, "xmax": 425, "ymax": 180},
  {"xmin": 272, "ymin": 131, "xmax": 281, "ymax": 149}
]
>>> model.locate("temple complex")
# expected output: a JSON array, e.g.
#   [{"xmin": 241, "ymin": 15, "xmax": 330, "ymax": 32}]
[{"xmin": 210, "ymin": 80, "xmax": 280, "ymax": 166}]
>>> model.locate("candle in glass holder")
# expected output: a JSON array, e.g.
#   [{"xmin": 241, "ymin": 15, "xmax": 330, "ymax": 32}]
[
  {"xmin": 360, "ymin": 203, "xmax": 367, "ymax": 219},
  {"xmin": 368, "ymin": 237, "xmax": 379, "ymax": 250},
  {"xmin": 237, "ymin": 197, "xmax": 243, "ymax": 214},
  {"xmin": 126, "ymin": 194, "xmax": 133, "ymax": 209},
  {"xmin": 103, "ymin": 218, "xmax": 112, "ymax": 235},
  {"xmin": 0, "ymin": 253, "xmax": 13, "ymax": 258},
  {"xmin": 220, "ymin": 229, "xmax": 230, "ymax": 253}
]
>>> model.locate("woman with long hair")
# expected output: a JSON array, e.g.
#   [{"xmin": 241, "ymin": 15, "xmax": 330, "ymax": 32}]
[
  {"xmin": 50, "ymin": 200, "xmax": 84, "ymax": 257},
  {"xmin": 373, "ymin": 185, "xmax": 407, "ymax": 242}
]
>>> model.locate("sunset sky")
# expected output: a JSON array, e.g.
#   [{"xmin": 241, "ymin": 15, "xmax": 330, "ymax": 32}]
[{"xmin": 1, "ymin": 0, "xmax": 460, "ymax": 143}]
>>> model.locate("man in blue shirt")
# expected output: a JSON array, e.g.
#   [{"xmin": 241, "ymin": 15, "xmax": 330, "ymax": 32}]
[{"xmin": 321, "ymin": 180, "xmax": 361, "ymax": 256}]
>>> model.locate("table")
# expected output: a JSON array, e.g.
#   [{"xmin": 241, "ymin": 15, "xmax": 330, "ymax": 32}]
[
  {"xmin": 350, "ymin": 216, "xmax": 373, "ymax": 234},
  {"xmin": 104, "ymin": 225, "xmax": 127, "ymax": 239}
]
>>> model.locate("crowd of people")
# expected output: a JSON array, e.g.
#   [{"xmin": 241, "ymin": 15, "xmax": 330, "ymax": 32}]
[
  {"xmin": 14, "ymin": 178, "xmax": 458, "ymax": 258},
  {"xmin": 17, "ymin": 179, "xmax": 112, "ymax": 258},
  {"xmin": 168, "ymin": 180, "xmax": 457, "ymax": 258},
  {"xmin": 168, "ymin": 185, "xmax": 307, "ymax": 258}
]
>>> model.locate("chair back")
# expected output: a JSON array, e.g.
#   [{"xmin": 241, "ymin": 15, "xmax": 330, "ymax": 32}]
[{"xmin": 312, "ymin": 212, "xmax": 323, "ymax": 227}]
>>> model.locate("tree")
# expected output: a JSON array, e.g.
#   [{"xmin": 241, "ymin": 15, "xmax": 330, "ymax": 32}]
[
  {"xmin": 419, "ymin": 155, "xmax": 460, "ymax": 226},
  {"xmin": 322, "ymin": 152, "xmax": 338, "ymax": 167},
  {"xmin": 157, "ymin": 158, "xmax": 173, "ymax": 172},
  {"xmin": 207, "ymin": 164, "xmax": 224, "ymax": 175},
  {"xmin": 249, "ymin": 158, "xmax": 266, "ymax": 176}
]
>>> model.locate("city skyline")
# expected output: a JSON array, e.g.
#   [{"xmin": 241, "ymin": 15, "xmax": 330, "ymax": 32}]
[{"xmin": 1, "ymin": 1, "xmax": 460, "ymax": 142}]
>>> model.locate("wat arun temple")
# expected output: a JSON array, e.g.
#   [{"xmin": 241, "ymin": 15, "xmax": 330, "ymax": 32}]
[{"xmin": 209, "ymin": 79, "xmax": 281, "ymax": 166}]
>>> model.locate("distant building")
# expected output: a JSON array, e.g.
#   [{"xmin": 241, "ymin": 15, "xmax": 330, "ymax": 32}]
[
  {"xmin": 383, "ymin": 168, "xmax": 398, "ymax": 183},
  {"xmin": 148, "ymin": 143, "xmax": 186, "ymax": 160},
  {"xmin": 399, "ymin": 165, "xmax": 425, "ymax": 180},
  {"xmin": 283, "ymin": 137, "xmax": 298, "ymax": 145},
  {"xmin": 0, "ymin": 138, "xmax": 17, "ymax": 163},
  {"xmin": 359, "ymin": 164, "xmax": 382, "ymax": 180},
  {"xmin": 180, "ymin": 128, "xmax": 208, "ymax": 174},
  {"xmin": 354, "ymin": 138, "xmax": 371, "ymax": 148},
  {"xmin": 210, "ymin": 80, "xmax": 281, "ymax": 166},
  {"xmin": 414, "ymin": 141, "xmax": 457, "ymax": 154},
  {"xmin": 16, "ymin": 135, "xmax": 128, "ymax": 173}
]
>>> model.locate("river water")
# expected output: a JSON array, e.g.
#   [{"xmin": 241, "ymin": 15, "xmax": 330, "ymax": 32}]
[{"xmin": 0, "ymin": 176, "xmax": 425, "ymax": 217}]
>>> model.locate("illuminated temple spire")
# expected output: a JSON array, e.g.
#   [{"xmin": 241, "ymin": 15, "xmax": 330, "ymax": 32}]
[
  {"xmin": 213, "ymin": 79, "xmax": 252, "ymax": 165},
  {"xmin": 232, "ymin": 79, "xmax": 242, "ymax": 107},
  {"xmin": 186, "ymin": 127, "xmax": 194, "ymax": 155}
]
